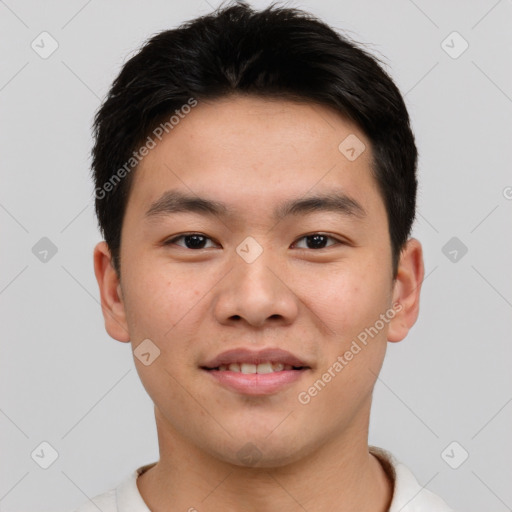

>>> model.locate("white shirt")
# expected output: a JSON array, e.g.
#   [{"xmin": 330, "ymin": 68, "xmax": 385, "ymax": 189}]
[{"xmin": 73, "ymin": 446, "xmax": 455, "ymax": 511}]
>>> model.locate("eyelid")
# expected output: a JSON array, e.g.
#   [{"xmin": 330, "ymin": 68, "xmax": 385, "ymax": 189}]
[
  {"xmin": 164, "ymin": 233, "xmax": 220, "ymax": 248},
  {"xmin": 291, "ymin": 233, "xmax": 344, "ymax": 249},
  {"xmin": 164, "ymin": 232, "xmax": 345, "ymax": 250}
]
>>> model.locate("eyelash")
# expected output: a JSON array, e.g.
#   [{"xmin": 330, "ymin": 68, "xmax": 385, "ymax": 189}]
[{"xmin": 163, "ymin": 232, "xmax": 344, "ymax": 250}]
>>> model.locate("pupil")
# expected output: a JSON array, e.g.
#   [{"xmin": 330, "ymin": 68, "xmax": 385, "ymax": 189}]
[
  {"xmin": 185, "ymin": 235, "xmax": 206, "ymax": 249},
  {"xmin": 183, "ymin": 235, "xmax": 328, "ymax": 249},
  {"xmin": 307, "ymin": 235, "xmax": 327, "ymax": 249}
]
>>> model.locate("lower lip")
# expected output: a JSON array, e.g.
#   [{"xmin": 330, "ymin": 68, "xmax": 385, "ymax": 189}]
[{"xmin": 203, "ymin": 368, "xmax": 308, "ymax": 396}]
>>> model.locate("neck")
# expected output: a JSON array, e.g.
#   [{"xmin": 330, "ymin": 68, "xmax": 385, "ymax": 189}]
[{"xmin": 137, "ymin": 410, "xmax": 393, "ymax": 512}]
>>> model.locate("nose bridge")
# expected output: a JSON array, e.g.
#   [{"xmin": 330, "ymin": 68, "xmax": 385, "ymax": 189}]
[
  {"xmin": 212, "ymin": 236, "xmax": 299, "ymax": 327},
  {"xmin": 235, "ymin": 246, "xmax": 276, "ymax": 296},
  {"xmin": 232, "ymin": 237, "xmax": 282, "ymax": 304}
]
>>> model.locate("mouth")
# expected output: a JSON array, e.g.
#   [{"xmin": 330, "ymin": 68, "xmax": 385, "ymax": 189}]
[
  {"xmin": 200, "ymin": 348, "xmax": 311, "ymax": 396},
  {"xmin": 203, "ymin": 362, "xmax": 308, "ymax": 373}
]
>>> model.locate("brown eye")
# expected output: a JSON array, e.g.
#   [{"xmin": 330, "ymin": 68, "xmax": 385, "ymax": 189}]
[
  {"xmin": 165, "ymin": 234, "xmax": 217, "ymax": 249},
  {"xmin": 293, "ymin": 234, "xmax": 340, "ymax": 249}
]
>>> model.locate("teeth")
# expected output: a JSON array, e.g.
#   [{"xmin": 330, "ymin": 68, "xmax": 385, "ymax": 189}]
[
  {"xmin": 240, "ymin": 363, "xmax": 257, "ymax": 374},
  {"xmin": 256, "ymin": 362, "xmax": 274, "ymax": 374},
  {"xmin": 215, "ymin": 362, "xmax": 298, "ymax": 373}
]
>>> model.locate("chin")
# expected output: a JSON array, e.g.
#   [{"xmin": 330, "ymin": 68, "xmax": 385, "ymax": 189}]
[{"xmin": 207, "ymin": 431, "xmax": 316, "ymax": 469}]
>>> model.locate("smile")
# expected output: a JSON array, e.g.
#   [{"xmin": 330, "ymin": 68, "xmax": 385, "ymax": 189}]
[
  {"xmin": 200, "ymin": 347, "xmax": 312, "ymax": 395},
  {"xmin": 208, "ymin": 362, "xmax": 306, "ymax": 373}
]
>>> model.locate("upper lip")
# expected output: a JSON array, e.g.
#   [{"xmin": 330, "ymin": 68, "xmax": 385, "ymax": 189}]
[{"xmin": 201, "ymin": 348, "xmax": 311, "ymax": 369}]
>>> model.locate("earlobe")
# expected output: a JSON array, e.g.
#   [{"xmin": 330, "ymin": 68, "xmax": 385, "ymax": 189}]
[
  {"xmin": 93, "ymin": 241, "xmax": 131, "ymax": 343},
  {"xmin": 387, "ymin": 238, "xmax": 425, "ymax": 343}
]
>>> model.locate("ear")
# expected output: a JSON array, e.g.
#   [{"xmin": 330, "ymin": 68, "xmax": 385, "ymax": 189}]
[
  {"xmin": 387, "ymin": 238, "xmax": 424, "ymax": 343},
  {"xmin": 93, "ymin": 241, "xmax": 130, "ymax": 343}
]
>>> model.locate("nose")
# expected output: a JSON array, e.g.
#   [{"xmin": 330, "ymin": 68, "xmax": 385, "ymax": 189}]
[{"xmin": 212, "ymin": 245, "xmax": 300, "ymax": 329}]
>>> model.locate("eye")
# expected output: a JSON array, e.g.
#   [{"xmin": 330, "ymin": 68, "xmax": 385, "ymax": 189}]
[
  {"xmin": 164, "ymin": 233, "xmax": 218, "ymax": 249},
  {"xmin": 292, "ymin": 233, "xmax": 341, "ymax": 250},
  {"xmin": 164, "ymin": 233, "xmax": 342, "ymax": 250}
]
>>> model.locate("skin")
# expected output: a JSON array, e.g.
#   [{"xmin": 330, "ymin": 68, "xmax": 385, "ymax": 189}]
[{"xmin": 94, "ymin": 94, "xmax": 424, "ymax": 511}]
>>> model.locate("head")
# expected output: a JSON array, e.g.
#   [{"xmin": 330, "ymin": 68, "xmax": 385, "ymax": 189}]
[{"xmin": 93, "ymin": 2, "xmax": 424, "ymax": 467}]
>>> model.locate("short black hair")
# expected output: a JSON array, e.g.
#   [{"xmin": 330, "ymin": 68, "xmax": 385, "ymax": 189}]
[{"xmin": 91, "ymin": 0, "xmax": 417, "ymax": 279}]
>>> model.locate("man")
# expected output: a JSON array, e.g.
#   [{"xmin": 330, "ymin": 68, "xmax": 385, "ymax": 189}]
[{"xmin": 77, "ymin": 2, "xmax": 455, "ymax": 510}]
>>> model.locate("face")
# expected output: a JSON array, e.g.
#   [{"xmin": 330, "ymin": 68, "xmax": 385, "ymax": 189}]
[{"xmin": 94, "ymin": 94, "xmax": 423, "ymax": 467}]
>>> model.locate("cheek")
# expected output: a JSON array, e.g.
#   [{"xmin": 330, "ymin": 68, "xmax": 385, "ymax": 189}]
[
  {"xmin": 122, "ymin": 262, "xmax": 206, "ymax": 340},
  {"xmin": 121, "ymin": 267, "xmax": 210, "ymax": 420},
  {"xmin": 299, "ymin": 261, "xmax": 391, "ymax": 341}
]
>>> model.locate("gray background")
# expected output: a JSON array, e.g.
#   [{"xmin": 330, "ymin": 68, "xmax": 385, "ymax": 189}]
[{"xmin": 1, "ymin": 0, "xmax": 511, "ymax": 511}]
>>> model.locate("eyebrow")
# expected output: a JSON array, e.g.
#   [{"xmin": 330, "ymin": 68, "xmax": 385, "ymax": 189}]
[{"xmin": 144, "ymin": 189, "xmax": 367, "ymax": 222}]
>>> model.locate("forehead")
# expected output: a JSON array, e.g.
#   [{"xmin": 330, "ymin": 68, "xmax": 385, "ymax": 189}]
[{"xmin": 128, "ymin": 95, "xmax": 382, "ymax": 220}]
